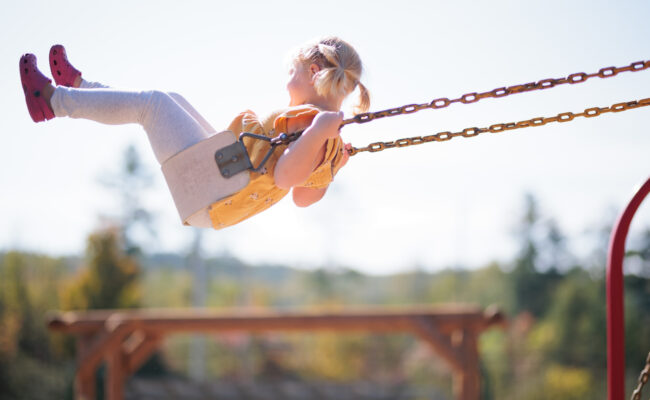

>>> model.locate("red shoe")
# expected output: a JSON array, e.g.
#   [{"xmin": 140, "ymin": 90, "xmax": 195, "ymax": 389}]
[
  {"xmin": 49, "ymin": 44, "xmax": 81, "ymax": 87},
  {"xmin": 19, "ymin": 53, "xmax": 55, "ymax": 122}
]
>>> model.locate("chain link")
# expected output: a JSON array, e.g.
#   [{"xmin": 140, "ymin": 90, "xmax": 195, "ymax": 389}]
[
  {"xmin": 631, "ymin": 351, "xmax": 650, "ymax": 400},
  {"xmin": 346, "ymin": 97, "xmax": 650, "ymax": 156},
  {"xmin": 341, "ymin": 60, "xmax": 649, "ymax": 129},
  {"xmin": 270, "ymin": 131, "xmax": 303, "ymax": 146}
]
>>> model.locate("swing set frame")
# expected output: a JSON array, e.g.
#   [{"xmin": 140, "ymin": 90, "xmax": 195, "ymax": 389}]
[{"xmin": 607, "ymin": 177, "xmax": 650, "ymax": 400}]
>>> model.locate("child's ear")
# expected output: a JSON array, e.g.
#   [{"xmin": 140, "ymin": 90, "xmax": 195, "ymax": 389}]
[{"xmin": 309, "ymin": 63, "xmax": 321, "ymax": 78}]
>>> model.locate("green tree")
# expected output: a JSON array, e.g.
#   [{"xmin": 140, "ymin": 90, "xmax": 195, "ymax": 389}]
[
  {"xmin": 306, "ymin": 268, "xmax": 336, "ymax": 301},
  {"xmin": 62, "ymin": 227, "xmax": 140, "ymax": 310},
  {"xmin": 0, "ymin": 254, "xmax": 16, "ymax": 399},
  {"xmin": 511, "ymin": 194, "xmax": 564, "ymax": 317},
  {"xmin": 0, "ymin": 252, "xmax": 52, "ymax": 358},
  {"xmin": 511, "ymin": 194, "xmax": 546, "ymax": 316},
  {"xmin": 624, "ymin": 273, "xmax": 650, "ymax": 374},
  {"xmin": 543, "ymin": 268, "xmax": 606, "ymax": 367},
  {"xmin": 64, "ymin": 145, "xmax": 153, "ymax": 310},
  {"xmin": 0, "ymin": 252, "xmax": 71, "ymax": 400},
  {"xmin": 99, "ymin": 144, "xmax": 155, "ymax": 255}
]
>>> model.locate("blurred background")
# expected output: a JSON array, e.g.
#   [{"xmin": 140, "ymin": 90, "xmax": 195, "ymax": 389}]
[{"xmin": 1, "ymin": 0, "xmax": 649, "ymax": 399}]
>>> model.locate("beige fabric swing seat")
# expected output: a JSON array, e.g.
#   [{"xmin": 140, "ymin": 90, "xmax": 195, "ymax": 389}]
[{"xmin": 161, "ymin": 131, "xmax": 250, "ymax": 228}]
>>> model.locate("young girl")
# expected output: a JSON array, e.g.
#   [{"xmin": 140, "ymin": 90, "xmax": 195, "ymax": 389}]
[{"xmin": 19, "ymin": 37, "xmax": 370, "ymax": 229}]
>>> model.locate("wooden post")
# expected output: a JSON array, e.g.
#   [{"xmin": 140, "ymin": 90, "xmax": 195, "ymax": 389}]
[
  {"xmin": 75, "ymin": 334, "xmax": 96, "ymax": 400},
  {"xmin": 105, "ymin": 342, "xmax": 127, "ymax": 400},
  {"xmin": 453, "ymin": 329, "xmax": 480, "ymax": 400}
]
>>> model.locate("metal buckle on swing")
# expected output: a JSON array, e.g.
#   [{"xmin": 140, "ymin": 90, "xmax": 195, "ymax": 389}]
[
  {"xmin": 214, "ymin": 140, "xmax": 253, "ymax": 178},
  {"xmin": 215, "ymin": 131, "xmax": 301, "ymax": 178}
]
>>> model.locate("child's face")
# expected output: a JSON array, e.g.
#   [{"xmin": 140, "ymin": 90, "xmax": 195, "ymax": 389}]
[{"xmin": 286, "ymin": 61, "xmax": 318, "ymax": 106}]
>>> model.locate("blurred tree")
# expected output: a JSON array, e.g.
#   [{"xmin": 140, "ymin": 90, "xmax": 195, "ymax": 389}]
[
  {"xmin": 307, "ymin": 268, "xmax": 336, "ymax": 301},
  {"xmin": 0, "ymin": 252, "xmax": 71, "ymax": 399},
  {"xmin": 0, "ymin": 358, "xmax": 12, "ymax": 399},
  {"xmin": 511, "ymin": 194, "xmax": 563, "ymax": 317},
  {"xmin": 98, "ymin": 144, "xmax": 156, "ymax": 255},
  {"xmin": 511, "ymin": 194, "xmax": 544, "ymax": 316},
  {"xmin": 1, "ymin": 252, "xmax": 49, "ymax": 358},
  {"xmin": 428, "ymin": 269, "xmax": 468, "ymax": 303},
  {"xmin": 626, "ymin": 227, "xmax": 650, "ymax": 276},
  {"xmin": 1, "ymin": 252, "xmax": 30, "ymax": 353},
  {"xmin": 62, "ymin": 227, "xmax": 140, "ymax": 310},
  {"xmin": 0, "ymin": 255, "xmax": 15, "ymax": 399},
  {"xmin": 467, "ymin": 263, "xmax": 514, "ymax": 313},
  {"xmin": 624, "ymin": 273, "xmax": 650, "ymax": 373},
  {"xmin": 541, "ymin": 218, "xmax": 573, "ymax": 272},
  {"xmin": 544, "ymin": 268, "xmax": 606, "ymax": 367},
  {"xmin": 300, "ymin": 333, "xmax": 367, "ymax": 380},
  {"xmin": 543, "ymin": 365, "xmax": 592, "ymax": 400},
  {"xmin": 63, "ymin": 144, "xmax": 156, "ymax": 310},
  {"xmin": 635, "ymin": 228, "xmax": 650, "ymax": 265}
]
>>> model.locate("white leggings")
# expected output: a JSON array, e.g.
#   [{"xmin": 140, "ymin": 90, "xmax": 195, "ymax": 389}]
[
  {"xmin": 51, "ymin": 79, "xmax": 217, "ymax": 227},
  {"xmin": 51, "ymin": 79, "xmax": 216, "ymax": 164}
]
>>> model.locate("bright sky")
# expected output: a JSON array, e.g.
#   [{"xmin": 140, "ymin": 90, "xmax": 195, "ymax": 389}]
[{"xmin": 2, "ymin": 1, "xmax": 649, "ymax": 274}]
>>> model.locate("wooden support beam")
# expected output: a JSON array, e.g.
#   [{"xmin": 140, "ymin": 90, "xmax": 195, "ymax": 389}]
[
  {"xmin": 453, "ymin": 329, "xmax": 480, "ymax": 400},
  {"xmin": 411, "ymin": 316, "xmax": 464, "ymax": 372},
  {"xmin": 123, "ymin": 331, "xmax": 163, "ymax": 375},
  {"xmin": 74, "ymin": 334, "xmax": 96, "ymax": 400},
  {"xmin": 48, "ymin": 306, "xmax": 491, "ymax": 335},
  {"xmin": 77, "ymin": 322, "xmax": 132, "ymax": 378},
  {"xmin": 105, "ymin": 345, "xmax": 127, "ymax": 400}
]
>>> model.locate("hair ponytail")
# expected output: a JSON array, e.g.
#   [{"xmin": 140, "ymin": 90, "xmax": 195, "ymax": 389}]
[
  {"xmin": 354, "ymin": 81, "xmax": 370, "ymax": 115},
  {"xmin": 292, "ymin": 37, "xmax": 370, "ymax": 114}
]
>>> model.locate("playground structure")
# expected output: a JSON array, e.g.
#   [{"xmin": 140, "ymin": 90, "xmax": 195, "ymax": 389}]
[
  {"xmin": 47, "ymin": 305, "xmax": 504, "ymax": 400},
  {"xmin": 47, "ymin": 176, "xmax": 650, "ymax": 400}
]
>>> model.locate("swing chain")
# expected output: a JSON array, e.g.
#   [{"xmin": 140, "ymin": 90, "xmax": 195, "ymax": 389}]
[
  {"xmin": 341, "ymin": 60, "xmax": 649, "ymax": 128},
  {"xmin": 256, "ymin": 60, "xmax": 649, "ymax": 158},
  {"xmin": 345, "ymin": 97, "xmax": 650, "ymax": 156},
  {"xmin": 631, "ymin": 351, "xmax": 650, "ymax": 400},
  {"xmin": 270, "ymin": 131, "xmax": 304, "ymax": 146}
]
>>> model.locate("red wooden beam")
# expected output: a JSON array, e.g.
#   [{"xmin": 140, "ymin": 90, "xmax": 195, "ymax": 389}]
[
  {"xmin": 607, "ymin": 177, "xmax": 650, "ymax": 400},
  {"xmin": 48, "ymin": 306, "xmax": 496, "ymax": 335}
]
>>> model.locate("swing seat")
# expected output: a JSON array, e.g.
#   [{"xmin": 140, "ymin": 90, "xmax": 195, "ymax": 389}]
[{"xmin": 161, "ymin": 130, "xmax": 250, "ymax": 227}]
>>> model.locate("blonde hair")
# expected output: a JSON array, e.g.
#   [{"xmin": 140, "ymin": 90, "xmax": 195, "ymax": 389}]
[{"xmin": 291, "ymin": 36, "xmax": 370, "ymax": 115}]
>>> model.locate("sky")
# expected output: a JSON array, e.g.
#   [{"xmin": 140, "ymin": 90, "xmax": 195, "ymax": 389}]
[{"xmin": 1, "ymin": 0, "xmax": 649, "ymax": 274}]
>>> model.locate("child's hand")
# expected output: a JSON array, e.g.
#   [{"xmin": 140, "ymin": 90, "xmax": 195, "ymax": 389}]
[
  {"xmin": 311, "ymin": 111, "xmax": 344, "ymax": 139},
  {"xmin": 340, "ymin": 143, "xmax": 351, "ymax": 168}
]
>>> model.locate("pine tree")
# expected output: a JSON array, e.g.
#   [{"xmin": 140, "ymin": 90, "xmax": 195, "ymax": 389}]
[
  {"xmin": 62, "ymin": 226, "xmax": 140, "ymax": 310},
  {"xmin": 98, "ymin": 144, "xmax": 156, "ymax": 255}
]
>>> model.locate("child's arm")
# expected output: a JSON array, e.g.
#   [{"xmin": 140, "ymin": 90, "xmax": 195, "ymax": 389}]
[
  {"xmin": 291, "ymin": 142, "xmax": 351, "ymax": 207},
  {"xmin": 274, "ymin": 111, "xmax": 344, "ymax": 190}
]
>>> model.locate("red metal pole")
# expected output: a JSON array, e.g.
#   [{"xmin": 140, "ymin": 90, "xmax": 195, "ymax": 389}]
[{"xmin": 607, "ymin": 177, "xmax": 650, "ymax": 400}]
